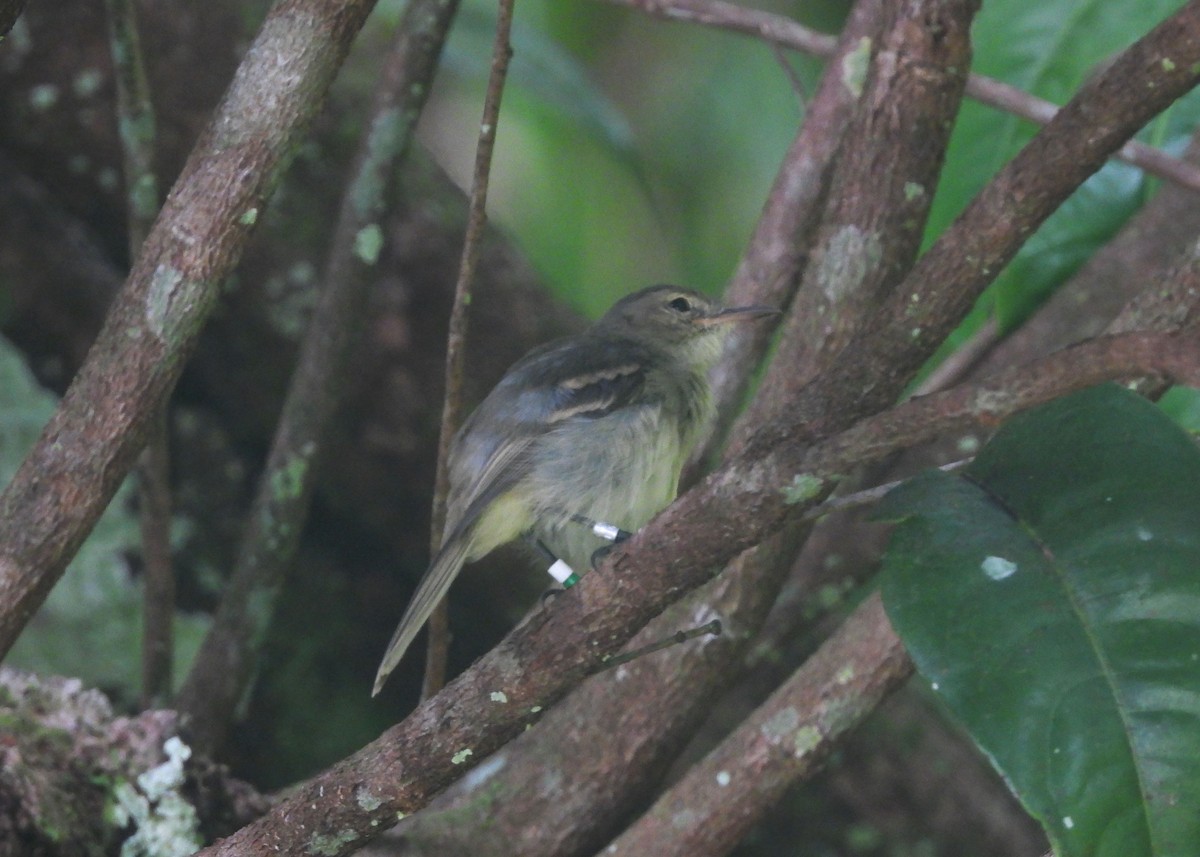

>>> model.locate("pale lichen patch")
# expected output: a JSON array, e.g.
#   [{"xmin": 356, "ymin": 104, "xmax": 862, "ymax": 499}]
[{"xmin": 841, "ymin": 37, "xmax": 872, "ymax": 99}]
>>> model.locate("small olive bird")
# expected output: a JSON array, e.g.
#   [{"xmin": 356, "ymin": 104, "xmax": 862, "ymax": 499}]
[{"xmin": 373, "ymin": 285, "xmax": 777, "ymax": 695}]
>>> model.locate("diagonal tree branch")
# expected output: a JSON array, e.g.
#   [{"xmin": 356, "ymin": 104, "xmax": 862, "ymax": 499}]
[
  {"xmin": 0, "ymin": 0, "xmax": 381, "ymax": 658},
  {"xmin": 175, "ymin": 0, "xmax": 461, "ymax": 755},
  {"xmin": 598, "ymin": 592, "xmax": 911, "ymax": 857}
]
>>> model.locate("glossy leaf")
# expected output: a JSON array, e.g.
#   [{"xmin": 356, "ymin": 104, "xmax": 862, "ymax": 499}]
[
  {"xmin": 920, "ymin": 0, "xmax": 1196, "ymax": 370},
  {"xmin": 879, "ymin": 385, "xmax": 1200, "ymax": 857}
]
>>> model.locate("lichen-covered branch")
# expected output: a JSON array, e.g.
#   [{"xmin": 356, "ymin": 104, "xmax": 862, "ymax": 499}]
[
  {"xmin": 0, "ymin": 668, "xmax": 268, "ymax": 854},
  {"xmin": 735, "ymin": 0, "xmax": 977, "ymax": 450},
  {"xmin": 701, "ymin": 0, "xmax": 874, "ymax": 456},
  {"xmin": 176, "ymin": 0, "xmax": 460, "ymax": 754},
  {"xmin": 0, "ymin": 0, "xmax": 380, "ymax": 657}
]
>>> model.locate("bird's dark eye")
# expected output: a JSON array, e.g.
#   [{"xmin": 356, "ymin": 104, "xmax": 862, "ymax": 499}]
[{"xmin": 668, "ymin": 296, "xmax": 692, "ymax": 313}]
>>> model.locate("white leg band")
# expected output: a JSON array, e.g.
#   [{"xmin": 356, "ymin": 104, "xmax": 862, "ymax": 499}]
[{"xmin": 547, "ymin": 559, "xmax": 577, "ymax": 584}]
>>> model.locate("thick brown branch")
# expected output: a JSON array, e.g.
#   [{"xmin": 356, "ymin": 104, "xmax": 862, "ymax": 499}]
[
  {"xmin": 0, "ymin": 0, "xmax": 380, "ymax": 657},
  {"xmin": 702, "ymin": 0, "xmax": 875, "ymax": 459},
  {"xmin": 704, "ymin": 2, "xmax": 865, "ymax": 420},
  {"xmin": 736, "ymin": 0, "xmax": 977, "ymax": 451},
  {"xmin": 784, "ymin": 1, "xmax": 1200, "ymax": 446},
  {"xmin": 599, "ymin": 593, "xmax": 911, "ymax": 857},
  {"xmin": 391, "ymin": 565, "xmax": 788, "ymax": 856},
  {"xmin": 809, "ymin": 332, "xmax": 1200, "ymax": 473}
]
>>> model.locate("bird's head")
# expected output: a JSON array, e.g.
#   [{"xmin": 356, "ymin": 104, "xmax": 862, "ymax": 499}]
[{"xmin": 597, "ymin": 285, "xmax": 779, "ymax": 368}]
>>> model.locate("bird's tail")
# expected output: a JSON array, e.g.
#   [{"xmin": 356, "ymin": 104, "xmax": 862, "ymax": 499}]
[{"xmin": 372, "ymin": 533, "xmax": 472, "ymax": 696}]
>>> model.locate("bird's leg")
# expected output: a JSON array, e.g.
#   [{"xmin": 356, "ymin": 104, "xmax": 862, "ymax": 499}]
[
  {"xmin": 529, "ymin": 520, "xmax": 720, "ymax": 664},
  {"xmin": 568, "ymin": 514, "xmax": 632, "ymax": 570},
  {"xmin": 570, "ymin": 514, "xmax": 632, "ymax": 543},
  {"xmin": 525, "ymin": 534, "xmax": 580, "ymax": 606},
  {"xmin": 530, "ymin": 515, "xmax": 631, "ymax": 606}
]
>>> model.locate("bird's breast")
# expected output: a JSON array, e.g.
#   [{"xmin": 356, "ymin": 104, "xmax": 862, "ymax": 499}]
[{"xmin": 527, "ymin": 401, "xmax": 687, "ymax": 570}]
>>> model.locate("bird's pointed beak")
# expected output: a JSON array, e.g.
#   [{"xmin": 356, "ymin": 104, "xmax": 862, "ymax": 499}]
[{"xmin": 697, "ymin": 304, "xmax": 781, "ymax": 326}]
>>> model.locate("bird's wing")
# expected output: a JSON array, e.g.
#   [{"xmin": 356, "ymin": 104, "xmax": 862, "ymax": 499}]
[{"xmin": 443, "ymin": 335, "xmax": 652, "ymax": 531}]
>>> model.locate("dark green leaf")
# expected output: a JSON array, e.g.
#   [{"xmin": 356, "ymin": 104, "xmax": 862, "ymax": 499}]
[{"xmin": 879, "ymin": 385, "xmax": 1200, "ymax": 857}]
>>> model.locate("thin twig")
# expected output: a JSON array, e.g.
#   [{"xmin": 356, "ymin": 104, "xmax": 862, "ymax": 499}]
[
  {"xmin": 423, "ymin": 0, "xmax": 518, "ymax": 700},
  {"xmin": 800, "ymin": 458, "xmax": 971, "ymax": 523},
  {"xmin": 603, "ymin": 0, "xmax": 1200, "ymax": 194},
  {"xmin": 104, "ymin": 0, "xmax": 158, "ymax": 255},
  {"xmin": 176, "ymin": 0, "xmax": 460, "ymax": 750},
  {"xmin": 769, "ymin": 40, "xmax": 807, "ymax": 109},
  {"xmin": 136, "ymin": 411, "xmax": 174, "ymax": 707},
  {"xmin": 103, "ymin": 0, "xmax": 172, "ymax": 708},
  {"xmin": 596, "ymin": 619, "xmax": 722, "ymax": 671}
]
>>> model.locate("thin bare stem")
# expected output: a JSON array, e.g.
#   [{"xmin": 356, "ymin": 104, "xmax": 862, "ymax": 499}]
[
  {"xmin": 603, "ymin": 0, "xmax": 1200, "ymax": 194},
  {"xmin": 103, "ymin": 0, "xmax": 173, "ymax": 708},
  {"xmin": 801, "ymin": 459, "xmax": 971, "ymax": 523},
  {"xmin": 104, "ymin": 0, "xmax": 158, "ymax": 255},
  {"xmin": 423, "ymin": 0, "xmax": 517, "ymax": 700},
  {"xmin": 136, "ymin": 412, "xmax": 173, "ymax": 707},
  {"xmin": 176, "ymin": 0, "xmax": 461, "ymax": 750},
  {"xmin": 596, "ymin": 619, "xmax": 722, "ymax": 671}
]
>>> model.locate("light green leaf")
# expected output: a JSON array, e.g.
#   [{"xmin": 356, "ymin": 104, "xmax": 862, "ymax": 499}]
[{"xmin": 921, "ymin": 0, "xmax": 1194, "ymax": 362}]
